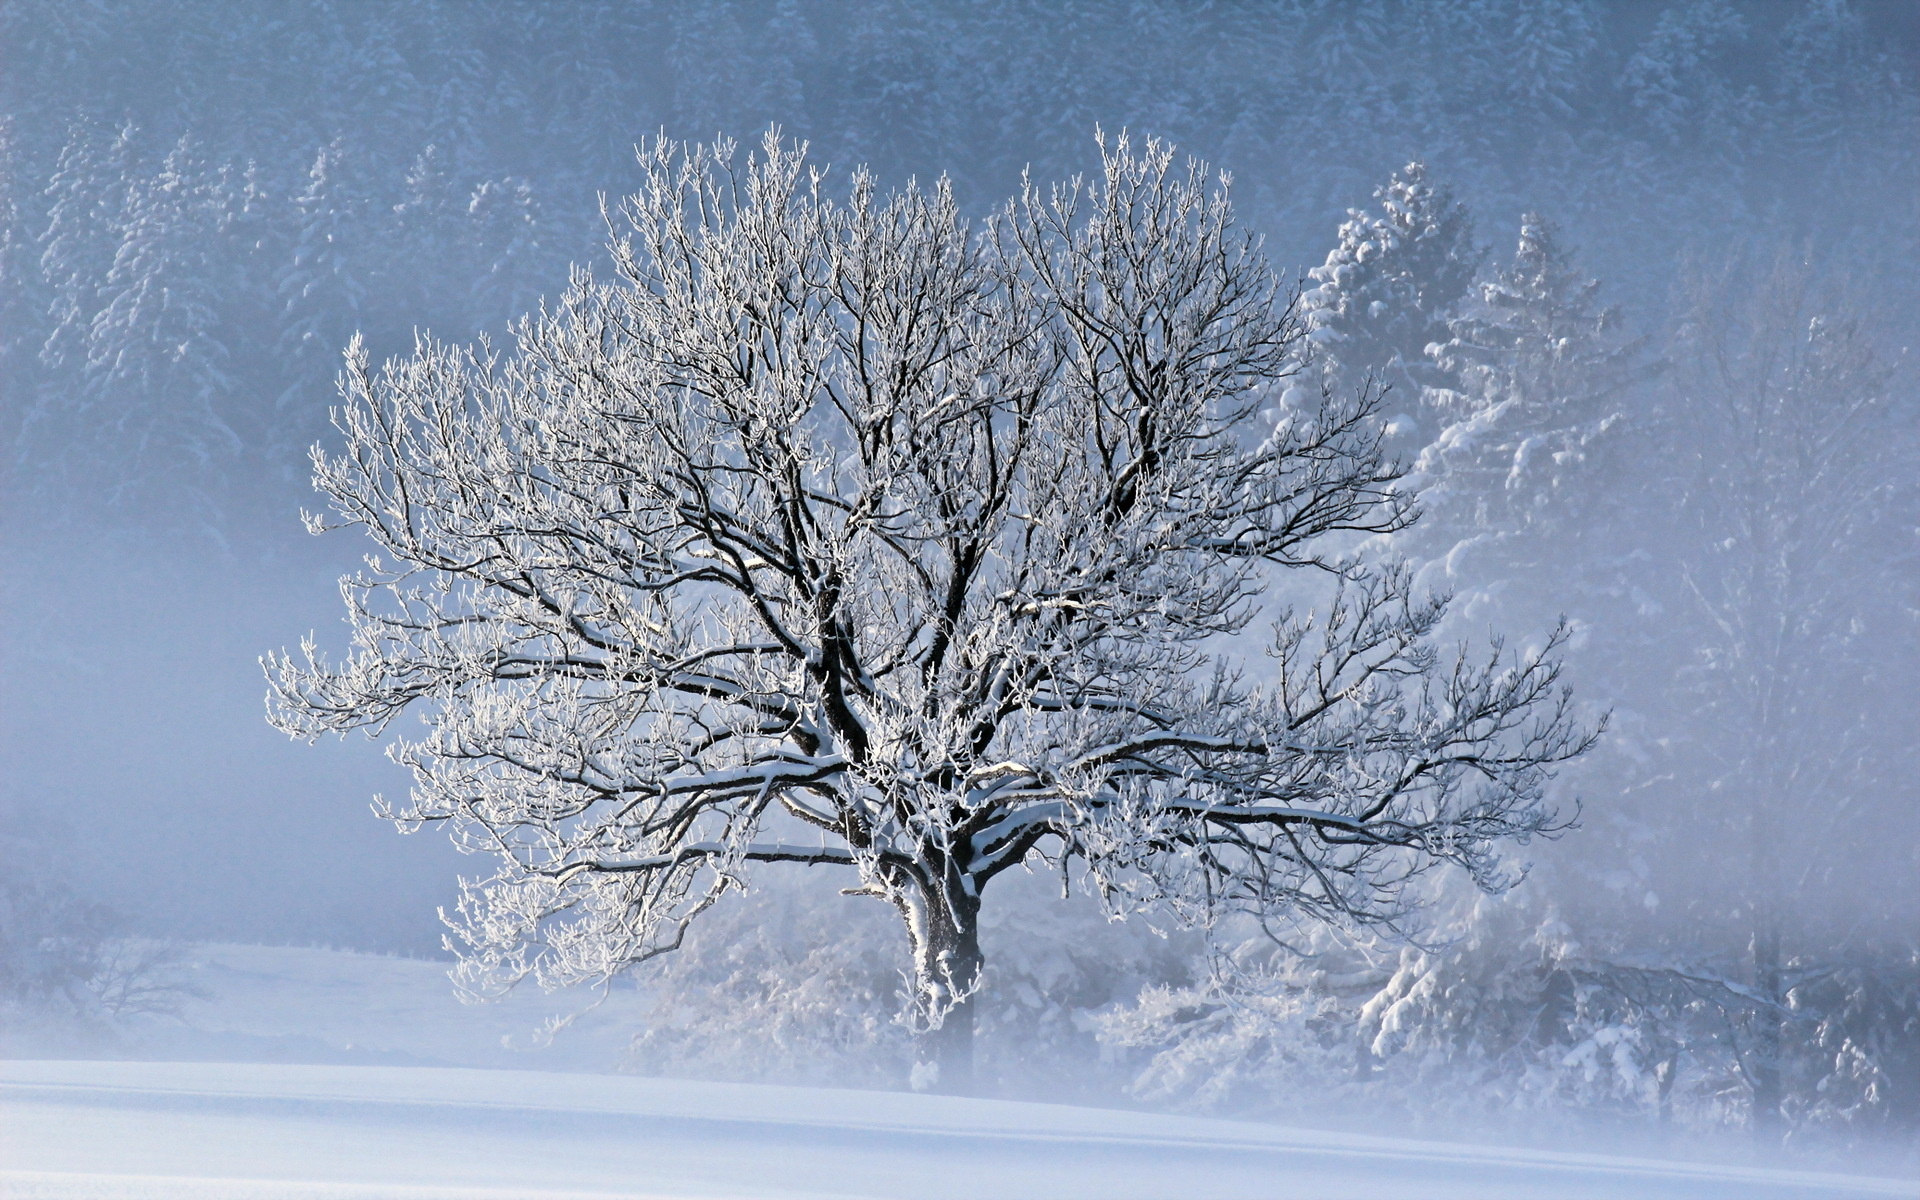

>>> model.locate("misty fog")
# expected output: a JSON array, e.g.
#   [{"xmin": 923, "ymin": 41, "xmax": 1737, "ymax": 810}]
[{"xmin": 2, "ymin": 1, "xmax": 1917, "ymax": 1192}]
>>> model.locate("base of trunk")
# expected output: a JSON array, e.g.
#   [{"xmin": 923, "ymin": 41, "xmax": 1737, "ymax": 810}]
[{"xmin": 911, "ymin": 996, "xmax": 976, "ymax": 1095}]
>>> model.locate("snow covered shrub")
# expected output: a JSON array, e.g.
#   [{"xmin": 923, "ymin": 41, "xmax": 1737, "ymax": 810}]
[
  {"xmin": 973, "ymin": 869, "xmax": 1202, "ymax": 1101},
  {"xmin": 1097, "ymin": 947, "xmax": 1361, "ymax": 1114},
  {"xmin": 1097, "ymin": 885, "xmax": 1693, "ymax": 1129},
  {"xmin": 1789, "ymin": 955, "xmax": 1920, "ymax": 1144},
  {"xmin": 1100, "ymin": 871, "xmax": 1920, "ymax": 1154},
  {"xmin": 621, "ymin": 865, "xmax": 1198, "ymax": 1098},
  {"xmin": 0, "ymin": 841, "xmax": 195, "ymax": 1046},
  {"xmin": 620, "ymin": 868, "xmax": 914, "ymax": 1088}
]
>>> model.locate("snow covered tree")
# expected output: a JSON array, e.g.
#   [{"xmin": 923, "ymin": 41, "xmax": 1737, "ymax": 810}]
[
  {"xmin": 0, "ymin": 116, "xmax": 41, "ymax": 446},
  {"xmin": 0, "ymin": 830, "xmax": 197, "ymax": 1041},
  {"xmin": 1299, "ymin": 162, "xmax": 1481, "ymax": 447},
  {"xmin": 1419, "ymin": 213, "xmax": 1648, "ymax": 550},
  {"xmin": 81, "ymin": 137, "xmax": 238, "ymax": 482},
  {"xmin": 277, "ymin": 138, "xmax": 367, "ymax": 411},
  {"xmin": 20, "ymin": 128, "xmax": 246, "ymax": 515},
  {"xmin": 266, "ymin": 132, "xmax": 1594, "ymax": 1094},
  {"xmin": 1620, "ymin": 0, "xmax": 1751, "ymax": 149},
  {"xmin": 35, "ymin": 121, "xmax": 137, "ymax": 380},
  {"xmin": 835, "ymin": 0, "xmax": 965, "ymax": 181},
  {"xmin": 1651, "ymin": 253, "xmax": 1919, "ymax": 1140},
  {"xmin": 1500, "ymin": 0, "xmax": 1602, "ymax": 122},
  {"xmin": 450, "ymin": 173, "xmax": 548, "ymax": 333}
]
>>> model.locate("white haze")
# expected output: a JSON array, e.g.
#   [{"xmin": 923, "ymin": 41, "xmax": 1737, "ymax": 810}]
[{"xmin": 1, "ymin": 0, "xmax": 1917, "ymax": 1189}]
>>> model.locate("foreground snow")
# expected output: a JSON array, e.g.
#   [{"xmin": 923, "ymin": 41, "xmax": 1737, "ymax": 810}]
[{"xmin": 3, "ymin": 1060, "xmax": 1915, "ymax": 1200}]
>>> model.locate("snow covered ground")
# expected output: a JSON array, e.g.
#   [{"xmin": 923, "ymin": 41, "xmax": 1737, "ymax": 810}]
[
  {"xmin": 4, "ymin": 944, "xmax": 1916, "ymax": 1199},
  {"xmin": 4, "ymin": 1059, "xmax": 1918, "ymax": 1200}
]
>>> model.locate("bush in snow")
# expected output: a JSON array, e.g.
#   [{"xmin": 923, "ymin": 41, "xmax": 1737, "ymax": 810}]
[
  {"xmin": 621, "ymin": 864, "xmax": 1198, "ymax": 1101},
  {"xmin": 0, "ymin": 840, "xmax": 196, "ymax": 1046}
]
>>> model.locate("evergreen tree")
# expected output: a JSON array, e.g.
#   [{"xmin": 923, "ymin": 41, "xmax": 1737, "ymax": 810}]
[
  {"xmin": 1421, "ymin": 213, "xmax": 1646, "ymax": 546},
  {"xmin": 1774, "ymin": 0, "xmax": 1881, "ymax": 157},
  {"xmin": 756, "ymin": 0, "xmax": 816, "ymax": 133},
  {"xmin": 275, "ymin": 138, "xmax": 366, "ymax": 411},
  {"xmin": 1503, "ymin": 0, "xmax": 1602, "ymax": 121},
  {"xmin": 1292, "ymin": 0, "xmax": 1406, "ymax": 209},
  {"xmin": 835, "ymin": 0, "xmax": 963, "ymax": 180},
  {"xmin": 81, "ymin": 137, "xmax": 237, "ymax": 498},
  {"xmin": 463, "ymin": 173, "xmax": 544, "ymax": 330},
  {"xmin": 421, "ymin": 37, "xmax": 489, "ymax": 180},
  {"xmin": 1299, "ymin": 162, "xmax": 1482, "ymax": 445},
  {"xmin": 1619, "ymin": 0, "xmax": 1753, "ymax": 149},
  {"xmin": 386, "ymin": 142, "xmax": 464, "ymax": 332},
  {"xmin": 0, "ymin": 117, "xmax": 42, "ymax": 427},
  {"xmin": 36, "ymin": 122, "xmax": 136, "ymax": 377},
  {"xmin": 667, "ymin": 0, "xmax": 757, "ymax": 143}
]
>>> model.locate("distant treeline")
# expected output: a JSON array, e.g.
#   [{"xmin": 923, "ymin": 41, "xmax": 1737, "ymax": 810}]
[{"xmin": 2, "ymin": 0, "xmax": 1916, "ymax": 523}]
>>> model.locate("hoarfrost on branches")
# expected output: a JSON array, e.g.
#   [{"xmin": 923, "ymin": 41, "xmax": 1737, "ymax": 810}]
[{"xmin": 268, "ymin": 131, "xmax": 1595, "ymax": 1090}]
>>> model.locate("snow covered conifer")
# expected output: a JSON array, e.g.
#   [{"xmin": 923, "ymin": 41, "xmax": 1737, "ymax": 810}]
[
  {"xmin": 267, "ymin": 132, "xmax": 1595, "ymax": 1093},
  {"xmin": 464, "ymin": 174, "xmax": 544, "ymax": 327},
  {"xmin": 1420, "ymin": 213, "xmax": 1646, "ymax": 542},
  {"xmin": 36, "ymin": 122, "xmax": 136, "ymax": 377},
  {"xmin": 277, "ymin": 139, "xmax": 366, "ymax": 410},
  {"xmin": 0, "ymin": 117, "xmax": 37, "ymax": 400},
  {"xmin": 82, "ymin": 138, "xmax": 237, "ymax": 478},
  {"xmin": 1502, "ymin": 0, "xmax": 1600, "ymax": 119},
  {"xmin": 1620, "ymin": 0, "xmax": 1750, "ymax": 146},
  {"xmin": 1299, "ymin": 162, "xmax": 1481, "ymax": 443}
]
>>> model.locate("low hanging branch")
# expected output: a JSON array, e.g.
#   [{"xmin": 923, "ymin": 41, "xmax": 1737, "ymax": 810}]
[{"xmin": 267, "ymin": 130, "xmax": 1596, "ymax": 1092}]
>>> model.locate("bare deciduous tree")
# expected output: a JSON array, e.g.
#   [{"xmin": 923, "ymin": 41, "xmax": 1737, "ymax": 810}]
[
  {"xmin": 1661, "ymin": 252, "xmax": 1918, "ymax": 1140},
  {"xmin": 267, "ymin": 132, "xmax": 1594, "ymax": 1091}
]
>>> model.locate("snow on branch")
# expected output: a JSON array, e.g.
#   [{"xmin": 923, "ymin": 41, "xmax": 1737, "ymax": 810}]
[{"xmin": 267, "ymin": 131, "xmax": 1596, "ymax": 1071}]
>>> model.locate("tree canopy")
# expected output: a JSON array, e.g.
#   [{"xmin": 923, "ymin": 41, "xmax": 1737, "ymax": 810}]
[{"xmin": 269, "ymin": 133, "xmax": 1594, "ymax": 1089}]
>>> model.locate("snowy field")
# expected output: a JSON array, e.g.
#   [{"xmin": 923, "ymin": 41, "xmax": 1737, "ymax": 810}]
[
  {"xmin": 5, "ymin": 944, "xmax": 1916, "ymax": 1199},
  {"xmin": 4, "ymin": 1059, "xmax": 1919, "ymax": 1200}
]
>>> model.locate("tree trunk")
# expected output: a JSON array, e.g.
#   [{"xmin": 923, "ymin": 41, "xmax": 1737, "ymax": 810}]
[
  {"xmin": 1750, "ymin": 918, "xmax": 1785, "ymax": 1144},
  {"xmin": 1746, "ymin": 763, "xmax": 1786, "ymax": 1145},
  {"xmin": 909, "ymin": 889, "xmax": 983, "ymax": 1096},
  {"xmin": 918, "ymin": 986, "xmax": 977, "ymax": 1094},
  {"xmin": 1655, "ymin": 1054, "xmax": 1678, "ymax": 1126}
]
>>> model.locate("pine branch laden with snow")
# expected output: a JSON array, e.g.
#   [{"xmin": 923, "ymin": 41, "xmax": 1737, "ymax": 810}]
[
  {"xmin": 1407, "ymin": 212, "xmax": 1656, "ymax": 580},
  {"xmin": 1298, "ymin": 161, "xmax": 1482, "ymax": 425},
  {"xmin": 266, "ymin": 131, "xmax": 1595, "ymax": 1091}
]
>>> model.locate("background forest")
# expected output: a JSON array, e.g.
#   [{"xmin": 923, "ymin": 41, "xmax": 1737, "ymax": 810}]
[{"xmin": 2, "ymin": 0, "xmax": 1917, "ymax": 1159}]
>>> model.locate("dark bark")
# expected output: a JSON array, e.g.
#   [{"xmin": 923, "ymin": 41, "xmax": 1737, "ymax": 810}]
[
  {"xmin": 1747, "ymin": 768, "xmax": 1787, "ymax": 1145},
  {"xmin": 910, "ymin": 886, "xmax": 984, "ymax": 1095},
  {"xmin": 919, "ymin": 986, "xmax": 978, "ymax": 1095},
  {"xmin": 1750, "ymin": 918, "xmax": 1785, "ymax": 1144}
]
